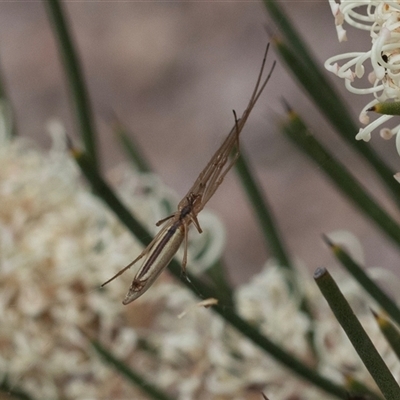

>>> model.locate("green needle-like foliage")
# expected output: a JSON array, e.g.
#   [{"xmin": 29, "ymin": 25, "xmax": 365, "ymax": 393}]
[
  {"xmin": 91, "ymin": 340, "xmax": 174, "ymax": 400},
  {"xmin": 314, "ymin": 267, "xmax": 400, "ymax": 400},
  {"xmin": 0, "ymin": 377, "xmax": 35, "ymax": 400},
  {"xmin": 111, "ymin": 116, "xmax": 153, "ymax": 173},
  {"xmin": 45, "ymin": 0, "xmax": 98, "ymax": 170},
  {"xmin": 324, "ymin": 236, "xmax": 400, "ymax": 327},
  {"xmin": 344, "ymin": 375, "xmax": 384, "ymax": 400},
  {"xmin": 0, "ymin": 63, "xmax": 16, "ymax": 139},
  {"xmin": 235, "ymin": 150, "xmax": 292, "ymax": 270},
  {"xmin": 263, "ymin": 0, "xmax": 400, "ymax": 206},
  {"xmin": 202, "ymin": 259, "xmax": 234, "ymax": 306},
  {"xmin": 373, "ymin": 311, "xmax": 400, "ymax": 361},
  {"xmin": 235, "ymin": 148, "xmax": 316, "ymax": 347},
  {"xmin": 263, "ymin": 0, "xmax": 400, "ymax": 207},
  {"xmin": 282, "ymin": 107, "xmax": 400, "ymax": 249},
  {"xmin": 369, "ymin": 102, "xmax": 400, "ymax": 116},
  {"xmin": 273, "ymin": 37, "xmax": 400, "ymax": 208},
  {"xmin": 272, "ymin": 36, "xmax": 358, "ymax": 139}
]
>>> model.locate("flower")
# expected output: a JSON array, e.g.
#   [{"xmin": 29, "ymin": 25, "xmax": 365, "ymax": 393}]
[{"xmin": 325, "ymin": 1, "xmax": 400, "ymax": 154}]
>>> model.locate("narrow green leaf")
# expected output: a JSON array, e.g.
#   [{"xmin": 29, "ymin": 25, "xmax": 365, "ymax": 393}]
[
  {"xmin": 273, "ymin": 38, "xmax": 400, "ymax": 208},
  {"xmin": 373, "ymin": 310, "xmax": 400, "ymax": 361},
  {"xmin": 70, "ymin": 145, "xmax": 348, "ymax": 399},
  {"xmin": 203, "ymin": 259, "xmax": 234, "ymax": 306},
  {"xmin": 369, "ymin": 102, "xmax": 400, "ymax": 116},
  {"xmin": 112, "ymin": 117, "xmax": 152, "ymax": 173},
  {"xmin": 344, "ymin": 374, "xmax": 385, "ymax": 400},
  {"xmin": 0, "ymin": 62, "xmax": 16, "ymax": 138},
  {"xmin": 91, "ymin": 340, "xmax": 174, "ymax": 400},
  {"xmin": 235, "ymin": 149, "xmax": 316, "ymax": 352},
  {"xmin": 0, "ymin": 98, "xmax": 15, "ymax": 142},
  {"xmin": 209, "ymin": 298, "xmax": 348, "ymax": 400},
  {"xmin": 273, "ymin": 37, "xmax": 355, "ymax": 137},
  {"xmin": 264, "ymin": 0, "xmax": 364, "ymax": 143},
  {"xmin": 45, "ymin": 0, "xmax": 98, "ymax": 170},
  {"xmin": 235, "ymin": 150, "xmax": 292, "ymax": 270},
  {"xmin": 314, "ymin": 267, "xmax": 400, "ymax": 400},
  {"xmin": 0, "ymin": 377, "xmax": 35, "ymax": 400},
  {"xmin": 282, "ymin": 108, "xmax": 400, "ymax": 249},
  {"xmin": 324, "ymin": 236, "xmax": 400, "ymax": 327},
  {"xmin": 71, "ymin": 147, "xmax": 149, "ymax": 242},
  {"xmin": 263, "ymin": 0, "xmax": 371, "ymax": 145},
  {"xmin": 263, "ymin": 0, "xmax": 327, "ymax": 82},
  {"xmin": 262, "ymin": 0, "xmax": 400, "ymax": 206}
]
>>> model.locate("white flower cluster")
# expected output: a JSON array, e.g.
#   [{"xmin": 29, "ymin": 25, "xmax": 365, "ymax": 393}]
[{"xmin": 325, "ymin": 1, "xmax": 400, "ymax": 154}]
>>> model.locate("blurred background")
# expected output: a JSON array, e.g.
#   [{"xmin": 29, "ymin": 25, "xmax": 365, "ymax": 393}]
[{"xmin": 1, "ymin": 1, "xmax": 399, "ymax": 283}]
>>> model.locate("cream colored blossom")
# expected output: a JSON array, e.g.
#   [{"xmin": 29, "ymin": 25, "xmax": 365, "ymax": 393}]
[{"xmin": 325, "ymin": 1, "xmax": 400, "ymax": 155}]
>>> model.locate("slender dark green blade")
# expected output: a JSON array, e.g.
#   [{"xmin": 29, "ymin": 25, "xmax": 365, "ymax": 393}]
[
  {"xmin": 91, "ymin": 340, "xmax": 174, "ymax": 400},
  {"xmin": 264, "ymin": 0, "xmax": 361, "ymax": 141},
  {"xmin": 324, "ymin": 236, "xmax": 400, "ymax": 327},
  {"xmin": 203, "ymin": 259, "xmax": 233, "ymax": 306},
  {"xmin": 0, "ymin": 60, "xmax": 16, "ymax": 138},
  {"xmin": 112, "ymin": 117, "xmax": 152, "ymax": 173},
  {"xmin": 314, "ymin": 267, "xmax": 400, "ymax": 400},
  {"xmin": 263, "ymin": 0, "xmax": 325, "ymax": 78},
  {"xmin": 71, "ymin": 147, "xmax": 149, "ymax": 242},
  {"xmin": 373, "ymin": 310, "xmax": 400, "ymax": 361},
  {"xmin": 273, "ymin": 38, "xmax": 400, "ymax": 208},
  {"xmin": 262, "ymin": 0, "xmax": 400, "ymax": 206},
  {"xmin": 235, "ymin": 150, "xmax": 292, "ymax": 270},
  {"xmin": 369, "ymin": 102, "xmax": 400, "ymax": 116},
  {"xmin": 235, "ymin": 148, "xmax": 316, "ymax": 354},
  {"xmin": 0, "ymin": 377, "xmax": 35, "ymax": 400},
  {"xmin": 45, "ymin": 0, "xmax": 98, "ymax": 170},
  {"xmin": 344, "ymin": 374, "xmax": 384, "ymax": 400},
  {"xmin": 282, "ymin": 108, "xmax": 400, "ymax": 249}
]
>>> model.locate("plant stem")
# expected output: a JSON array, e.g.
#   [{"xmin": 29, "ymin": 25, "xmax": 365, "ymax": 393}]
[
  {"xmin": 45, "ymin": 0, "xmax": 98, "ymax": 170},
  {"xmin": 315, "ymin": 267, "xmax": 400, "ymax": 400},
  {"xmin": 91, "ymin": 340, "xmax": 174, "ymax": 400}
]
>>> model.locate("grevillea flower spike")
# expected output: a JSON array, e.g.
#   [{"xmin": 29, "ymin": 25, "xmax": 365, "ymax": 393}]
[{"xmin": 325, "ymin": 1, "xmax": 400, "ymax": 157}]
